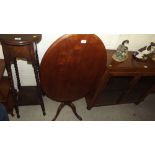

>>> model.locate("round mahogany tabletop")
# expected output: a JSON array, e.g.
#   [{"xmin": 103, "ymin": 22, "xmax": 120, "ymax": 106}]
[
  {"xmin": 40, "ymin": 34, "xmax": 107, "ymax": 102},
  {"xmin": 0, "ymin": 34, "xmax": 42, "ymax": 45}
]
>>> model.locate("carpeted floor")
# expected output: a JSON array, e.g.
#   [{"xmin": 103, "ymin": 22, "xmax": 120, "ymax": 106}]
[{"xmin": 9, "ymin": 94, "xmax": 155, "ymax": 121}]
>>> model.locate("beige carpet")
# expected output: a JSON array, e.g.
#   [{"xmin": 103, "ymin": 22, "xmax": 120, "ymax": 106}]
[{"xmin": 9, "ymin": 94, "xmax": 155, "ymax": 121}]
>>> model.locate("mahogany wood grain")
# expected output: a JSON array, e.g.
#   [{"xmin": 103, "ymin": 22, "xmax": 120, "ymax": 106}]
[
  {"xmin": 0, "ymin": 34, "xmax": 42, "ymax": 45},
  {"xmin": 0, "ymin": 34, "xmax": 45, "ymax": 117},
  {"xmin": 0, "ymin": 60, "xmax": 15, "ymax": 115},
  {"xmin": 0, "ymin": 77, "xmax": 15, "ymax": 114},
  {"xmin": 107, "ymin": 50, "xmax": 155, "ymax": 74},
  {"xmin": 0, "ymin": 59, "xmax": 5, "ymax": 81},
  {"xmin": 40, "ymin": 34, "xmax": 107, "ymax": 102},
  {"xmin": 86, "ymin": 50, "xmax": 155, "ymax": 109}
]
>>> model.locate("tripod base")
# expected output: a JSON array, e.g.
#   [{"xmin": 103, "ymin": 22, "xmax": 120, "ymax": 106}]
[{"xmin": 52, "ymin": 102, "xmax": 82, "ymax": 121}]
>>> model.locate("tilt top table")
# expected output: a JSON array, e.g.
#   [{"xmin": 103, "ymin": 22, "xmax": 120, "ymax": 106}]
[{"xmin": 40, "ymin": 34, "xmax": 107, "ymax": 120}]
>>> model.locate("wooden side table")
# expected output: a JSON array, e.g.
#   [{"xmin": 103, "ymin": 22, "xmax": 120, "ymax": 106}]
[
  {"xmin": 86, "ymin": 50, "xmax": 155, "ymax": 109},
  {"xmin": 0, "ymin": 34, "xmax": 45, "ymax": 118}
]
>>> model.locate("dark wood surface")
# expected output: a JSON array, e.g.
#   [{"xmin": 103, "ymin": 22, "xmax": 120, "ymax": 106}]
[
  {"xmin": 0, "ymin": 60, "xmax": 15, "ymax": 115},
  {"xmin": 40, "ymin": 34, "xmax": 107, "ymax": 102},
  {"xmin": 0, "ymin": 77, "xmax": 15, "ymax": 114},
  {"xmin": 0, "ymin": 59, "xmax": 5, "ymax": 81},
  {"xmin": 18, "ymin": 86, "xmax": 43, "ymax": 106},
  {"xmin": 107, "ymin": 50, "xmax": 155, "ymax": 75},
  {"xmin": 0, "ymin": 77, "xmax": 10, "ymax": 102},
  {"xmin": 0, "ymin": 34, "xmax": 42, "ymax": 45},
  {"xmin": 0, "ymin": 57, "xmax": 15, "ymax": 114},
  {"xmin": 0, "ymin": 34, "xmax": 45, "ymax": 117},
  {"xmin": 86, "ymin": 50, "xmax": 155, "ymax": 109}
]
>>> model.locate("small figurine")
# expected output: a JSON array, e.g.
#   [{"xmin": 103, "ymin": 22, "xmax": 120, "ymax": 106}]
[
  {"xmin": 150, "ymin": 42, "xmax": 155, "ymax": 61},
  {"xmin": 133, "ymin": 42, "xmax": 155, "ymax": 61},
  {"xmin": 112, "ymin": 40, "xmax": 129, "ymax": 62}
]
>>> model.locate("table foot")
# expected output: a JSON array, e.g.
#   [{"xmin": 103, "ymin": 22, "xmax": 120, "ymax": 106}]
[
  {"xmin": 52, "ymin": 102, "xmax": 65, "ymax": 121},
  {"xmin": 52, "ymin": 102, "xmax": 82, "ymax": 121},
  {"xmin": 14, "ymin": 105, "xmax": 20, "ymax": 118},
  {"xmin": 87, "ymin": 106, "xmax": 92, "ymax": 110},
  {"xmin": 68, "ymin": 103, "xmax": 82, "ymax": 120}
]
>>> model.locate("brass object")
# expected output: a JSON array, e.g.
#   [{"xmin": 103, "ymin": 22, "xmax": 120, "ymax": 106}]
[{"xmin": 144, "ymin": 65, "xmax": 148, "ymax": 69}]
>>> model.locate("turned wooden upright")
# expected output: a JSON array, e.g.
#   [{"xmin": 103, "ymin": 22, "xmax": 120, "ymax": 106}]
[{"xmin": 40, "ymin": 34, "xmax": 107, "ymax": 120}]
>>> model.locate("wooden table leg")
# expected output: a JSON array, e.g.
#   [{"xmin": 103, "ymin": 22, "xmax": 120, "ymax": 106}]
[
  {"xmin": 5, "ymin": 63, "xmax": 20, "ymax": 118},
  {"xmin": 32, "ymin": 61, "xmax": 46, "ymax": 116},
  {"xmin": 116, "ymin": 75, "xmax": 141, "ymax": 104},
  {"xmin": 52, "ymin": 102, "xmax": 65, "ymax": 121},
  {"xmin": 52, "ymin": 102, "xmax": 82, "ymax": 121},
  {"xmin": 134, "ymin": 82, "xmax": 155, "ymax": 105},
  {"xmin": 68, "ymin": 102, "xmax": 82, "ymax": 120},
  {"xmin": 87, "ymin": 70, "xmax": 111, "ymax": 110}
]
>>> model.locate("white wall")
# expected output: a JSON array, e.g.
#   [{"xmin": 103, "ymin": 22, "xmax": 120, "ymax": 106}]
[
  {"xmin": 0, "ymin": 34, "xmax": 155, "ymax": 86},
  {"xmin": 98, "ymin": 34, "xmax": 155, "ymax": 51}
]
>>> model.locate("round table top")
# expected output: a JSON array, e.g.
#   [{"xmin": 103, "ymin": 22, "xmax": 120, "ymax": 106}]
[
  {"xmin": 40, "ymin": 34, "xmax": 107, "ymax": 102},
  {"xmin": 0, "ymin": 34, "xmax": 42, "ymax": 45}
]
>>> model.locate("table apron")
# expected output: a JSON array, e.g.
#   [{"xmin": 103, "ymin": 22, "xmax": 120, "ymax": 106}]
[{"xmin": 109, "ymin": 71, "xmax": 155, "ymax": 77}]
